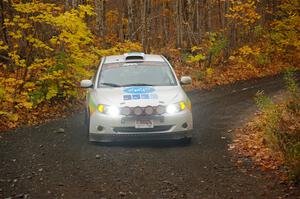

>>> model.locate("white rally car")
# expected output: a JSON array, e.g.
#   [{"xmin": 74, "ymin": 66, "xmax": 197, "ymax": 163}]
[{"xmin": 80, "ymin": 52, "xmax": 193, "ymax": 142}]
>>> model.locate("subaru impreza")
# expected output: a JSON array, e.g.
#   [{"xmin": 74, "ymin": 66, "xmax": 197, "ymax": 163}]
[{"xmin": 80, "ymin": 52, "xmax": 193, "ymax": 142}]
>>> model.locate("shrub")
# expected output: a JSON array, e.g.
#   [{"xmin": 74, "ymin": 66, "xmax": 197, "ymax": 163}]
[{"xmin": 255, "ymin": 70, "xmax": 300, "ymax": 182}]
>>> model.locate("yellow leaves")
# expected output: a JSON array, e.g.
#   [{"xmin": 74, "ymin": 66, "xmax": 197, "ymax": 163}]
[
  {"xmin": 9, "ymin": 113, "xmax": 19, "ymax": 122},
  {"xmin": 24, "ymin": 82, "xmax": 35, "ymax": 92},
  {"xmin": 50, "ymin": 36, "xmax": 59, "ymax": 45},
  {"xmin": 0, "ymin": 110, "xmax": 19, "ymax": 126},
  {"xmin": 229, "ymin": 55, "xmax": 236, "ymax": 61},
  {"xmin": 187, "ymin": 54, "xmax": 206, "ymax": 63},
  {"xmin": 18, "ymin": 22, "xmax": 32, "ymax": 29},
  {"xmin": 28, "ymin": 58, "xmax": 55, "ymax": 71},
  {"xmin": 96, "ymin": 41, "xmax": 142, "ymax": 57},
  {"xmin": 26, "ymin": 35, "xmax": 53, "ymax": 51},
  {"xmin": 4, "ymin": 18, "xmax": 15, "ymax": 27},
  {"xmin": 206, "ymin": 67, "xmax": 214, "ymax": 76},
  {"xmin": 8, "ymin": 30, "xmax": 22, "ymax": 39},
  {"xmin": 49, "ymin": 9, "xmax": 94, "ymax": 56},
  {"xmin": 0, "ymin": 86, "xmax": 5, "ymax": 100},
  {"xmin": 226, "ymin": 0, "xmax": 261, "ymax": 26},
  {"xmin": 245, "ymin": 46, "xmax": 259, "ymax": 56},
  {"xmin": 9, "ymin": 15, "xmax": 32, "ymax": 29},
  {"xmin": 1, "ymin": 1, "xmax": 100, "ymax": 130},
  {"xmin": 78, "ymin": 5, "xmax": 94, "ymax": 18},
  {"xmin": 239, "ymin": 45, "xmax": 260, "ymax": 56},
  {"xmin": 8, "ymin": 51, "xmax": 26, "ymax": 68},
  {"xmin": 21, "ymin": 101, "xmax": 33, "ymax": 109},
  {"xmin": 46, "ymin": 84, "xmax": 58, "ymax": 100},
  {"xmin": 2, "ymin": 78, "xmax": 21, "ymax": 98},
  {"xmin": 270, "ymin": 2, "xmax": 300, "ymax": 65},
  {"xmin": 13, "ymin": 2, "xmax": 61, "ymax": 14},
  {"xmin": 191, "ymin": 46, "xmax": 202, "ymax": 52},
  {"xmin": 0, "ymin": 40, "xmax": 8, "ymax": 51}
]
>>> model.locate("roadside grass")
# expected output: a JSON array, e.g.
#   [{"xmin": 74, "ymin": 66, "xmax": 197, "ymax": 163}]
[{"xmin": 230, "ymin": 70, "xmax": 300, "ymax": 183}]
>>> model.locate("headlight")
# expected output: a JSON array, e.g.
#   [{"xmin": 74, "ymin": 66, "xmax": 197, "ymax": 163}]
[
  {"xmin": 166, "ymin": 101, "xmax": 186, "ymax": 114},
  {"xmin": 106, "ymin": 106, "xmax": 119, "ymax": 116},
  {"xmin": 97, "ymin": 104, "xmax": 120, "ymax": 116}
]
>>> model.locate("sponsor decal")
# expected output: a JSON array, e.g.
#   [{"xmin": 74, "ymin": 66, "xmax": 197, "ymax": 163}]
[
  {"xmin": 132, "ymin": 95, "xmax": 141, "ymax": 100},
  {"xmin": 141, "ymin": 94, "xmax": 150, "ymax": 99},
  {"xmin": 123, "ymin": 95, "xmax": 132, "ymax": 100},
  {"xmin": 123, "ymin": 86, "xmax": 157, "ymax": 101},
  {"xmin": 149, "ymin": 93, "xmax": 158, "ymax": 99},
  {"xmin": 123, "ymin": 86, "xmax": 155, "ymax": 94}
]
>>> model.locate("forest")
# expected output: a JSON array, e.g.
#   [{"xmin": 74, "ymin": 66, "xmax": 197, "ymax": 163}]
[{"xmin": 0, "ymin": 0, "xmax": 299, "ymax": 129}]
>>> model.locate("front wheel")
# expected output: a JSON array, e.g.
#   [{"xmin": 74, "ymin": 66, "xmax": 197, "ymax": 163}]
[
  {"xmin": 181, "ymin": 137, "xmax": 192, "ymax": 145},
  {"xmin": 84, "ymin": 108, "xmax": 90, "ymax": 136}
]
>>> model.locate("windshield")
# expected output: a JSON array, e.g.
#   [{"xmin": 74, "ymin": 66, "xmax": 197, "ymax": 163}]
[{"xmin": 98, "ymin": 61, "xmax": 177, "ymax": 88}]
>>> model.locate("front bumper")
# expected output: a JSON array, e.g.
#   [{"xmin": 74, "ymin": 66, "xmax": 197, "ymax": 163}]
[{"xmin": 88, "ymin": 110, "xmax": 193, "ymax": 142}]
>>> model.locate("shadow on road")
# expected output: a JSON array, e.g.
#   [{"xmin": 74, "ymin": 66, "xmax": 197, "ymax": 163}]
[{"xmin": 89, "ymin": 139, "xmax": 192, "ymax": 148}]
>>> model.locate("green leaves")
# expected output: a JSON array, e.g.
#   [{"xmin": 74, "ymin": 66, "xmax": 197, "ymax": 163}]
[
  {"xmin": 46, "ymin": 84, "xmax": 58, "ymax": 100},
  {"xmin": 187, "ymin": 54, "xmax": 206, "ymax": 63}
]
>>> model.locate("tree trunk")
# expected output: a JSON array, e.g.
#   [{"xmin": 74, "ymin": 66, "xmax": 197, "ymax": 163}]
[
  {"xmin": 176, "ymin": 0, "xmax": 183, "ymax": 48},
  {"xmin": 186, "ymin": 0, "xmax": 194, "ymax": 47},
  {"xmin": 119, "ymin": 7, "xmax": 125, "ymax": 42},
  {"xmin": 127, "ymin": 0, "xmax": 134, "ymax": 40},
  {"xmin": 218, "ymin": 0, "xmax": 224, "ymax": 29},
  {"xmin": 207, "ymin": 0, "xmax": 211, "ymax": 32},
  {"xmin": 0, "ymin": 0, "xmax": 9, "ymax": 45},
  {"xmin": 141, "ymin": 0, "xmax": 146, "ymax": 51},
  {"xmin": 95, "ymin": 0, "xmax": 105, "ymax": 37},
  {"xmin": 162, "ymin": 1, "xmax": 169, "ymax": 47},
  {"xmin": 145, "ymin": 0, "xmax": 151, "ymax": 53},
  {"xmin": 195, "ymin": 0, "xmax": 201, "ymax": 42}
]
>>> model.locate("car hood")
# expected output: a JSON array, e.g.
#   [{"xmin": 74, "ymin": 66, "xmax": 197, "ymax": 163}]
[{"xmin": 93, "ymin": 86, "xmax": 183, "ymax": 107}]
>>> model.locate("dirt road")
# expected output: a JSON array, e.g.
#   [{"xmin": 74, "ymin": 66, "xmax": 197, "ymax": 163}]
[{"xmin": 1, "ymin": 75, "xmax": 299, "ymax": 199}]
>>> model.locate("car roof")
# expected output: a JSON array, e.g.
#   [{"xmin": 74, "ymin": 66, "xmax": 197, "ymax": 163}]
[{"xmin": 104, "ymin": 53, "xmax": 165, "ymax": 64}]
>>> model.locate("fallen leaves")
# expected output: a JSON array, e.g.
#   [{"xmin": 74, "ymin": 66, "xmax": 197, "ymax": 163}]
[
  {"xmin": 0, "ymin": 99, "xmax": 84, "ymax": 131},
  {"xmin": 229, "ymin": 119, "xmax": 285, "ymax": 177},
  {"xmin": 229, "ymin": 90, "xmax": 300, "ymax": 182},
  {"xmin": 174, "ymin": 59, "xmax": 291, "ymax": 91}
]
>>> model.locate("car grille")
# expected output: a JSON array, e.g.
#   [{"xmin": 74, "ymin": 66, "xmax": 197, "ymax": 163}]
[{"xmin": 113, "ymin": 125, "xmax": 172, "ymax": 133}]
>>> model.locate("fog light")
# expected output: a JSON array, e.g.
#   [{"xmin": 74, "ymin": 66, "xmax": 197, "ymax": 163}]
[
  {"xmin": 182, "ymin": 122, "xmax": 188, "ymax": 128},
  {"xmin": 133, "ymin": 106, "xmax": 143, "ymax": 115},
  {"xmin": 145, "ymin": 106, "xmax": 154, "ymax": 115},
  {"xmin": 97, "ymin": 125, "xmax": 104, "ymax": 131}
]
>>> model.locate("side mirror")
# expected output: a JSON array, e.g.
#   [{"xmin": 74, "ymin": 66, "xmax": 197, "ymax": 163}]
[
  {"xmin": 180, "ymin": 76, "xmax": 192, "ymax": 85},
  {"xmin": 80, "ymin": 80, "xmax": 93, "ymax": 88}
]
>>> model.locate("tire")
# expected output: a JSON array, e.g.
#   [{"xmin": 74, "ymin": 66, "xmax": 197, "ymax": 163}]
[
  {"xmin": 181, "ymin": 137, "xmax": 192, "ymax": 145},
  {"xmin": 84, "ymin": 108, "xmax": 90, "ymax": 136}
]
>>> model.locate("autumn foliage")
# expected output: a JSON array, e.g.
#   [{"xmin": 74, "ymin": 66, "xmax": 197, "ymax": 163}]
[
  {"xmin": 0, "ymin": 0, "xmax": 299, "ymax": 129},
  {"xmin": 0, "ymin": 1, "xmax": 141, "ymax": 129},
  {"xmin": 230, "ymin": 71, "xmax": 300, "ymax": 182}
]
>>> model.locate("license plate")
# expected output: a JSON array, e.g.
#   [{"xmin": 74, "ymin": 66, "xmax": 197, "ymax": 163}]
[{"xmin": 135, "ymin": 120, "xmax": 154, "ymax": 128}]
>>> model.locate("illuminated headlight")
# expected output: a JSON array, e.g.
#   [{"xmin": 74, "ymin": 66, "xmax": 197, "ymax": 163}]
[
  {"xmin": 98, "ymin": 104, "xmax": 120, "ymax": 116},
  {"xmin": 106, "ymin": 106, "xmax": 119, "ymax": 116},
  {"xmin": 166, "ymin": 101, "xmax": 186, "ymax": 114}
]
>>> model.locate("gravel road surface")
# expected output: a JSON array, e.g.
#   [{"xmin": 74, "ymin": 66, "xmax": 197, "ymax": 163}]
[{"xmin": 1, "ymin": 75, "xmax": 299, "ymax": 199}]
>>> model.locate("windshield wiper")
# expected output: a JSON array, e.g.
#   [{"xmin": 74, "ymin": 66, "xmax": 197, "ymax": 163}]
[
  {"xmin": 122, "ymin": 83, "xmax": 155, "ymax": 87},
  {"xmin": 100, "ymin": 82, "xmax": 121, "ymax": 87}
]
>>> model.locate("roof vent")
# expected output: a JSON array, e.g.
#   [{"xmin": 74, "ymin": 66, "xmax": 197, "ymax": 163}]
[{"xmin": 124, "ymin": 52, "xmax": 145, "ymax": 62}]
